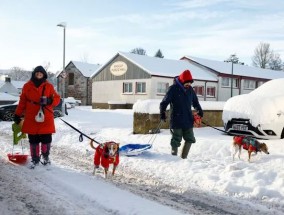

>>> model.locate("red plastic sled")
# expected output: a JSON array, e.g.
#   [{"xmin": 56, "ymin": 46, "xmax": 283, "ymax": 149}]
[{"xmin": 7, "ymin": 153, "xmax": 28, "ymax": 164}]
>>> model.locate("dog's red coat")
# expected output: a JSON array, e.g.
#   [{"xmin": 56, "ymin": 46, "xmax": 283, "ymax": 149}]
[
  {"xmin": 233, "ymin": 136, "xmax": 257, "ymax": 151},
  {"xmin": 94, "ymin": 143, "xmax": 119, "ymax": 169}
]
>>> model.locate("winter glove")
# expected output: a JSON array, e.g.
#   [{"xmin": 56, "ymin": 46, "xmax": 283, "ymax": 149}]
[
  {"xmin": 46, "ymin": 97, "xmax": 53, "ymax": 105},
  {"xmin": 40, "ymin": 97, "xmax": 53, "ymax": 106},
  {"xmin": 160, "ymin": 112, "xmax": 166, "ymax": 122},
  {"xmin": 14, "ymin": 114, "xmax": 22, "ymax": 124}
]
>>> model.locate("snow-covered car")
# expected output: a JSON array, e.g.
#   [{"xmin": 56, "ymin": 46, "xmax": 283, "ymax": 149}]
[
  {"xmin": 0, "ymin": 99, "xmax": 67, "ymax": 121},
  {"xmin": 222, "ymin": 78, "xmax": 284, "ymax": 139},
  {"xmin": 64, "ymin": 97, "xmax": 81, "ymax": 108}
]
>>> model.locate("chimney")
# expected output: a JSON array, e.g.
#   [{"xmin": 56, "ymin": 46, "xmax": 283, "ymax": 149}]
[{"xmin": 5, "ymin": 77, "xmax": 11, "ymax": 83}]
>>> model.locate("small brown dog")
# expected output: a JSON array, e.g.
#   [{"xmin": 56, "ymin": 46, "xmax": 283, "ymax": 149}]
[
  {"xmin": 90, "ymin": 140, "xmax": 119, "ymax": 178},
  {"xmin": 232, "ymin": 135, "xmax": 269, "ymax": 162}
]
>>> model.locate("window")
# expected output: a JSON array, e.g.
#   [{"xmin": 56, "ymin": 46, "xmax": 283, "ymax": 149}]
[
  {"xmin": 157, "ymin": 82, "xmax": 169, "ymax": 94},
  {"xmin": 244, "ymin": 80, "xmax": 256, "ymax": 89},
  {"xmin": 68, "ymin": 73, "xmax": 74, "ymax": 85},
  {"xmin": 136, "ymin": 82, "xmax": 146, "ymax": 93},
  {"xmin": 233, "ymin": 78, "xmax": 239, "ymax": 88},
  {"xmin": 123, "ymin": 82, "xmax": 133, "ymax": 93},
  {"xmin": 221, "ymin": 77, "xmax": 230, "ymax": 87},
  {"xmin": 206, "ymin": 87, "xmax": 216, "ymax": 97},
  {"xmin": 222, "ymin": 77, "xmax": 239, "ymax": 88},
  {"xmin": 193, "ymin": 86, "xmax": 204, "ymax": 96},
  {"xmin": 257, "ymin": 81, "xmax": 264, "ymax": 88}
]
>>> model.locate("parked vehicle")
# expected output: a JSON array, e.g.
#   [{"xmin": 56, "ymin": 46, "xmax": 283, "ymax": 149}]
[
  {"xmin": 0, "ymin": 99, "xmax": 67, "ymax": 121},
  {"xmin": 223, "ymin": 78, "xmax": 284, "ymax": 139},
  {"xmin": 64, "ymin": 97, "xmax": 81, "ymax": 108}
]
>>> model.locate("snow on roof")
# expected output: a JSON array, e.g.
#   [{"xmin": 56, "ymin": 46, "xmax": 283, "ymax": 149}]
[
  {"xmin": 11, "ymin": 80, "xmax": 25, "ymax": 89},
  {"xmin": 71, "ymin": 61, "xmax": 101, "ymax": 77},
  {"xmin": 222, "ymin": 78, "xmax": 284, "ymax": 126},
  {"xmin": 133, "ymin": 99, "xmax": 225, "ymax": 114},
  {"xmin": 184, "ymin": 55, "xmax": 284, "ymax": 80},
  {"xmin": 0, "ymin": 92, "xmax": 19, "ymax": 101},
  {"xmin": 119, "ymin": 52, "xmax": 217, "ymax": 81},
  {"xmin": 93, "ymin": 52, "xmax": 218, "ymax": 81}
]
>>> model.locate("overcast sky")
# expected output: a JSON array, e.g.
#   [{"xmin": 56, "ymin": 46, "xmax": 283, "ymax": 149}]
[{"xmin": 0, "ymin": 0, "xmax": 283, "ymax": 72}]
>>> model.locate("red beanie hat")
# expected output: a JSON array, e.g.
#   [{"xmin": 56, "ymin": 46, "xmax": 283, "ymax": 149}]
[{"xmin": 178, "ymin": 70, "xmax": 193, "ymax": 84}]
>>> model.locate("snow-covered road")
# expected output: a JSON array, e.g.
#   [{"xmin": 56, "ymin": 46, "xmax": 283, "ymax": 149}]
[{"xmin": 1, "ymin": 107, "xmax": 284, "ymax": 215}]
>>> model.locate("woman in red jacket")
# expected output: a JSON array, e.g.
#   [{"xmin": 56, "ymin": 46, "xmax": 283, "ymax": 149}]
[{"xmin": 14, "ymin": 66, "xmax": 60, "ymax": 168}]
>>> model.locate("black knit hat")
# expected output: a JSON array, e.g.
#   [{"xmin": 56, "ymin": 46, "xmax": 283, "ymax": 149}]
[{"xmin": 32, "ymin": 66, "xmax": 48, "ymax": 80}]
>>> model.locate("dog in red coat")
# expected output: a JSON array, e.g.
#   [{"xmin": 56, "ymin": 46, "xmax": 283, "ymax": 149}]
[
  {"xmin": 90, "ymin": 140, "xmax": 119, "ymax": 178},
  {"xmin": 232, "ymin": 135, "xmax": 269, "ymax": 162}
]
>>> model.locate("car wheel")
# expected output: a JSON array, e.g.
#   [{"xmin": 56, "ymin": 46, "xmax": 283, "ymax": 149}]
[
  {"xmin": 53, "ymin": 110, "xmax": 62, "ymax": 118},
  {"xmin": 281, "ymin": 128, "xmax": 284, "ymax": 139},
  {"xmin": 3, "ymin": 111, "xmax": 15, "ymax": 121}
]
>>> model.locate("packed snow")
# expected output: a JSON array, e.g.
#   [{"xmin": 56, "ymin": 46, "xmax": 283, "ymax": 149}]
[
  {"xmin": 222, "ymin": 78, "xmax": 284, "ymax": 126},
  {"xmin": 0, "ymin": 105, "xmax": 284, "ymax": 214}
]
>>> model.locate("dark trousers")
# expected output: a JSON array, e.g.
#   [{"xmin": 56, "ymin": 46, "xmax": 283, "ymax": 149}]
[
  {"xmin": 170, "ymin": 128, "xmax": 196, "ymax": 148},
  {"xmin": 28, "ymin": 134, "xmax": 52, "ymax": 162},
  {"xmin": 171, "ymin": 128, "xmax": 196, "ymax": 158}
]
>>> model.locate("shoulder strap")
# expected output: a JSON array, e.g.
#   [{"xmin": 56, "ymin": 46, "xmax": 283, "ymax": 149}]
[{"xmin": 42, "ymin": 85, "xmax": 46, "ymax": 96}]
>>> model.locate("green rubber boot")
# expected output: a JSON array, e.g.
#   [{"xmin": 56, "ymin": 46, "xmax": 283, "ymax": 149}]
[{"xmin": 181, "ymin": 142, "xmax": 192, "ymax": 159}]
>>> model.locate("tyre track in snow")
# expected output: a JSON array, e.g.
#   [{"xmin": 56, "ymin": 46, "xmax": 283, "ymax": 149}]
[{"xmin": 51, "ymin": 144, "xmax": 283, "ymax": 215}]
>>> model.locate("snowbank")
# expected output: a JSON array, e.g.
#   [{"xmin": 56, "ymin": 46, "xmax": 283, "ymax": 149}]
[{"xmin": 133, "ymin": 99, "xmax": 225, "ymax": 114}]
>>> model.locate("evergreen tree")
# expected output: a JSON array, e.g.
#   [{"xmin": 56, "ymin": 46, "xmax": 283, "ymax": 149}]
[{"xmin": 154, "ymin": 49, "xmax": 164, "ymax": 58}]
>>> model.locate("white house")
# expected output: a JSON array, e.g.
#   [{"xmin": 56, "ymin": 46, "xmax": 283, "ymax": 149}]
[
  {"xmin": 182, "ymin": 56, "xmax": 284, "ymax": 101},
  {"xmin": 0, "ymin": 77, "xmax": 19, "ymax": 96},
  {"xmin": 89, "ymin": 52, "xmax": 284, "ymax": 109},
  {"xmin": 91, "ymin": 52, "xmax": 218, "ymax": 109}
]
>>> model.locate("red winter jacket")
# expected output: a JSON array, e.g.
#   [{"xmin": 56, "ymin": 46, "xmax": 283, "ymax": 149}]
[
  {"xmin": 94, "ymin": 144, "xmax": 119, "ymax": 168},
  {"xmin": 15, "ymin": 80, "xmax": 60, "ymax": 134}
]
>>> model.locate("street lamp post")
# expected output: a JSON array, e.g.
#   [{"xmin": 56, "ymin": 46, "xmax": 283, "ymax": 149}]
[
  {"xmin": 224, "ymin": 54, "xmax": 242, "ymax": 98},
  {"xmin": 57, "ymin": 22, "xmax": 66, "ymax": 104},
  {"xmin": 230, "ymin": 61, "xmax": 233, "ymax": 97}
]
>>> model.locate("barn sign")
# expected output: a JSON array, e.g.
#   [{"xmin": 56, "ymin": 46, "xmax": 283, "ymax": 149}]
[{"xmin": 110, "ymin": 61, "xmax": 127, "ymax": 76}]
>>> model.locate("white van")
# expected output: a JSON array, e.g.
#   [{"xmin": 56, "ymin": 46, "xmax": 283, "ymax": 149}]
[{"xmin": 222, "ymin": 78, "xmax": 284, "ymax": 139}]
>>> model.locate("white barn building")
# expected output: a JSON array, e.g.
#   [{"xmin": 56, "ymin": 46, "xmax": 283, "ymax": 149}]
[{"xmin": 91, "ymin": 52, "xmax": 217, "ymax": 109}]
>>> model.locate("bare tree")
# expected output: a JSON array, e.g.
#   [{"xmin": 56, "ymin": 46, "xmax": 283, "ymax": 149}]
[
  {"xmin": 252, "ymin": 42, "xmax": 272, "ymax": 69},
  {"xmin": 154, "ymin": 49, "xmax": 164, "ymax": 58},
  {"xmin": 9, "ymin": 67, "xmax": 31, "ymax": 81},
  {"xmin": 269, "ymin": 52, "xmax": 283, "ymax": 71},
  {"xmin": 130, "ymin": 48, "xmax": 147, "ymax": 55}
]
